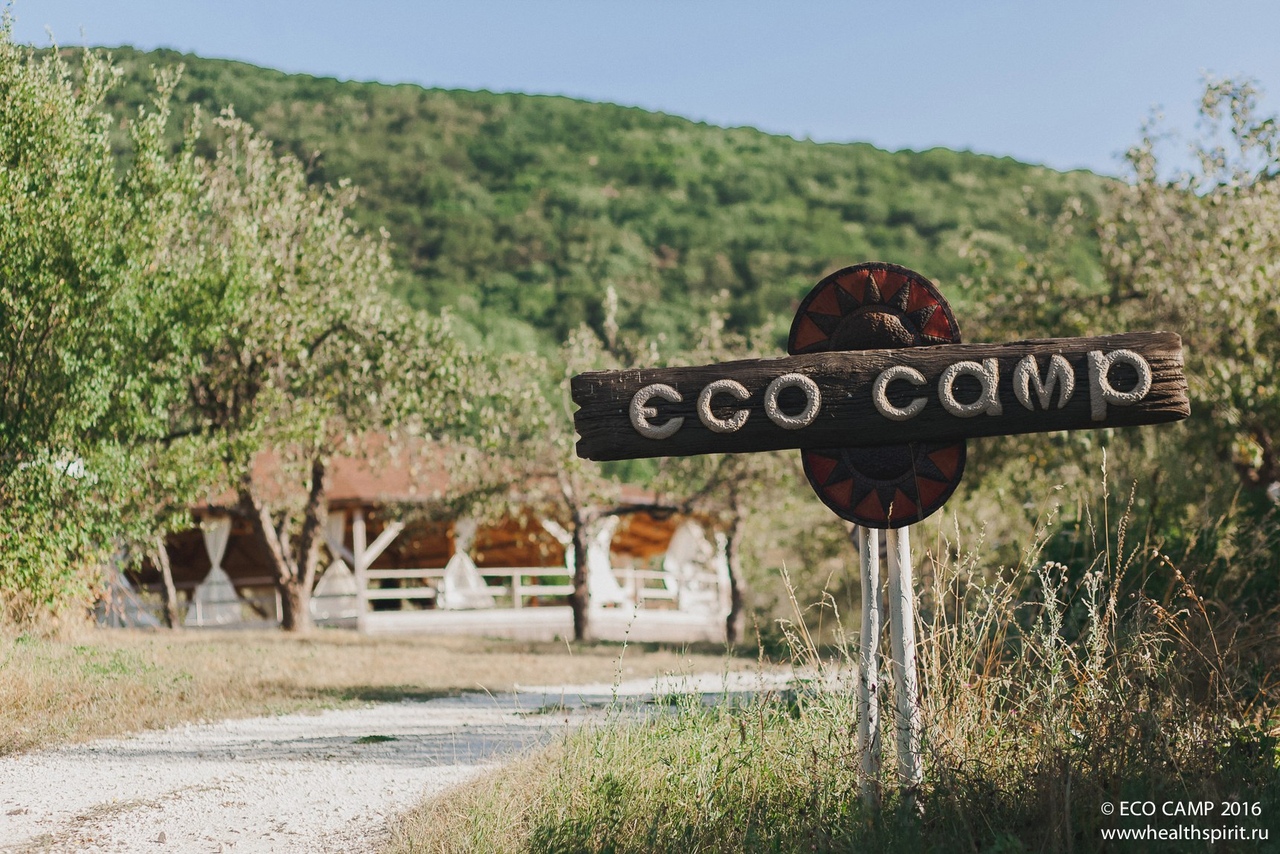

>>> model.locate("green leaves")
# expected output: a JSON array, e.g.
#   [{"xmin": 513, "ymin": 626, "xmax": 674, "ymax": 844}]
[
  {"xmin": 176, "ymin": 112, "xmax": 464, "ymax": 491},
  {"xmin": 1110, "ymin": 78, "xmax": 1280, "ymax": 494},
  {"xmin": 0, "ymin": 27, "xmax": 209, "ymax": 618}
]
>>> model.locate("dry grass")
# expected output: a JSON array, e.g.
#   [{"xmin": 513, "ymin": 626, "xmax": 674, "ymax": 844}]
[
  {"xmin": 0, "ymin": 627, "xmax": 741, "ymax": 755},
  {"xmin": 389, "ymin": 747, "xmax": 568, "ymax": 854}
]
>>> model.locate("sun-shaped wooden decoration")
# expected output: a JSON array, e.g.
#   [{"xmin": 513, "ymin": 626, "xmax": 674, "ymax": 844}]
[{"xmin": 788, "ymin": 262, "xmax": 967, "ymax": 528}]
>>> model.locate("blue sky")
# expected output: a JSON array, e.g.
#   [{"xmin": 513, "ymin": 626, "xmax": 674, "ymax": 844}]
[{"xmin": 14, "ymin": 1, "xmax": 1280, "ymax": 177}]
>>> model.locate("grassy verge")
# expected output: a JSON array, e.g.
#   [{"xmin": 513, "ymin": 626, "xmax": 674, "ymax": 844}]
[
  {"xmin": 0, "ymin": 628, "xmax": 743, "ymax": 755},
  {"xmin": 389, "ymin": 508, "xmax": 1280, "ymax": 853},
  {"xmin": 391, "ymin": 682, "xmax": 1280, "ymax": 853}
]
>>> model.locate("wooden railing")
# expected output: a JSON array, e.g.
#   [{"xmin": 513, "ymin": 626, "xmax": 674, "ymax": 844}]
[
  {"xmin": 133, "ymin": 565, "xmax": 724, "ymax": 626},
  {"xmin": 361, "ymin": 566, "xmax": 722, "ymax": 610},
  {"xmin": 363, "ymin": 566, "xmax": 573, "ymax": 608},
  {"xmin": 135, "ymin": 575, "xmax": 282, "ymax": 627}
]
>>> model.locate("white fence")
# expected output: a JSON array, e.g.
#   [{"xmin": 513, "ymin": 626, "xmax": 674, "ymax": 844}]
[
  {"xmin": 123, "ymin": 564, "xmax": 723, "ymax": 628},
  {"xmin": 362, "ymin": 565, "xmax": 720, "ymax": 610}
]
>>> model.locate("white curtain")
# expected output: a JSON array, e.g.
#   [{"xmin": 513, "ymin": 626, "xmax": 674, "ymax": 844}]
[
  {"xmin": 541, "ymin": 519, "xmax": 571, "ymax": 548},
  {"xmin": 311, "ymin": 558, "xmax": 360, "ymax": 620},
  {"xmin": 543, "ymin": 517, "xmax": 631, "ymax": 609},
  {"xmin": 185, "ymin": 516, "xmax": 242, "ymax": 626},
  {"xmin": 586, "ymin": 516, "xmax": 630, "ymax": 609},
  {"xmin": 712, "ymin": 531, "xmax": 733, "ymax": 619},
  {"xmin": 662, "ymin": 521, "xmax": 718, "ymax": 614},
  {"xmin": 438, "ymin": 519, "xmax": 495, "ymax": 609},
  {"xmin": 203, "ymin": 516, "xmax": 231, "ymax": 572},
  {"xmin": 323, "ymin": 510, "xmax": 348, "ymax": 561}
]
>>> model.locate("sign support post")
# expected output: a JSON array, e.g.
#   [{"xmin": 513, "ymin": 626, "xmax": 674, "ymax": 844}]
[
  {"xmin": 855, "ymin": 525, "xmax": 883, "ymax": 808},
  {"xmin": 886, "ymin": 526, "xmax": 922, "ymax": 792}
]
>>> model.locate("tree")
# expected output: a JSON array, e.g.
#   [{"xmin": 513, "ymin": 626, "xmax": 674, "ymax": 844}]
[
  {"xmin": 950, "ymin": 78, "xmax": 1280, "ymax": 612},
  {"xmin": 0, "ymin": 27, "xmax": 203, "ymax": 620},
  {"xmin": 462, "ymin": 291, "xmax": 814, "ymax": 643},
  {"xmin": 1102, "ymin": 77, "xmax": 1280, "ymax": 495},
  {"xmin": 454, "ymin": 345, "xmax": 659, "ymax": 642},
  {"xmin": 452, "ymin": 296, "xmax": 713, "ymax": 643},
  {"xmin": 657, "ymin": 449, "xmax": 801, "ymax": 644},
  {"xmin": 172, "ymin": 114, "xmax": 463, "ymax": 631}
]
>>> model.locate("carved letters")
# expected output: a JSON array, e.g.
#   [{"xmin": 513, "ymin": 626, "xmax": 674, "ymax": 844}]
[
  {"xmin": 632, "ymin": 348, "xmax": 1153, "ymax": 440},
  {"xmin": 629, "ymin": 383, "xmax": 684, "ymax": 439}
]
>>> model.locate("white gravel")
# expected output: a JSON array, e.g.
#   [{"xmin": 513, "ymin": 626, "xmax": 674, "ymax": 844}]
[{"xmin": 0, "ymin": 671, "xmax": 790, "ymax": 854}]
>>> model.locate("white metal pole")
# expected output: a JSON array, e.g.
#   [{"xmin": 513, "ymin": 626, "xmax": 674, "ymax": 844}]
[
  {"xmin": 856, "ymin": 525, "xmax": 883, "ymax": 809},
  {"xmin": 885, "ymin": 525, "xmax": 923, "ymax": 789}
]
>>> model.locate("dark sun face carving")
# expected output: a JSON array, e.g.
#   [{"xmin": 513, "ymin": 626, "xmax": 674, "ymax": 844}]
[{"xmin": 788, "ymin": 263, "xmax": 967, "ymax": 529}]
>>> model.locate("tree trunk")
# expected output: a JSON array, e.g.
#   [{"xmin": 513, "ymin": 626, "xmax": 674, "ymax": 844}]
[
  {"xmin": 278, "ymin": 575, "xmax": 307, "ymax": 632},
  {"xmin": 152, "ymin": 535, "xmax": 179, "ymax": 629},
  {"xmin": 569, "ymin": 510, "xmax": 591, "ymax": 642},
  {"xmin": 724, "ymin": 511, "xmax": 746, "ymax": 645},
  {"xmin": 239, "ymin": 456, "xmax": 329, "ymax": 633},
  {"xmin": 293, "ymin": 456, "xmax": 329, "ymax": 624},
  {"xmin": 242, "ymin": 489, "xmax": 312, "ymax": 633}
]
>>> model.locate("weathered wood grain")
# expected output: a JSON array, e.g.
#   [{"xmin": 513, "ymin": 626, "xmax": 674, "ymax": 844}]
[{"xmin": 571, "ymin": 331, "xmax": 1189, "ymax": 461}]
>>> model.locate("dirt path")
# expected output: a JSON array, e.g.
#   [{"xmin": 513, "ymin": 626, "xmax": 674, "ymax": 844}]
[{"xmin": 0, "ymin": 672, "xmax": 784, "ymax": 853}]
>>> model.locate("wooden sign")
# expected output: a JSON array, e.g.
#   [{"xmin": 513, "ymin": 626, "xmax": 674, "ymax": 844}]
[
  {"xmin": 571, "ymin": 332, "xmax": 1188, "ymax": 461},
  {"xmin": 571, "ymin": 263, "xmax": 1190, "ymax": 528}
]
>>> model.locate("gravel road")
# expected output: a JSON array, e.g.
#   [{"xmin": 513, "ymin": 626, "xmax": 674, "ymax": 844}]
[{"xmin": 0, "ymin": 672, "xmax": 783, "ymax": 853}]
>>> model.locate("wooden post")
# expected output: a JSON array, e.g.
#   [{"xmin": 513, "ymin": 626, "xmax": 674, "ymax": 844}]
[
  {"xmin": 350, "ymin": 511, "xmax": 405, "ymax": 630},
  {"xmin": 886, "ymin": 527, "xmax": 923, "ymax": 790},
  {"xmin": 855, "ymin": 525, "xmax": 883, "ymax": 809},
  {"xmin": 352, "ymin": 509, "xmax": 368, "ymax": 633},
  {"xmin": 152, "ymin": 535, "xmax": 180, "ymax": 629}
]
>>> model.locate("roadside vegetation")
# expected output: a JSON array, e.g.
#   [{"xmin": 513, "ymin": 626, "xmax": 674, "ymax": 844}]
[
  {"xmin": 390, "ymin": 478, "xmax": 1280, "ymax": 853},
  {"xmin": 390, "ymin": 81, "xmax": 1280, "ymax": 853},
  {"xmin": 0, "ymin": 24, "xmax": 463, "ymax": 628}
]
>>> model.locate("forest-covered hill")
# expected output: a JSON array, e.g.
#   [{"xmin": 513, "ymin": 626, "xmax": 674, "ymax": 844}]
[{"xmin": 95, "ymin": 47, "xmax": 1107, "ymax": 350}]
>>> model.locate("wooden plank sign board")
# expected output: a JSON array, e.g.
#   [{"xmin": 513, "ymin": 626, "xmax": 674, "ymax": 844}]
[{"xmin": 571, "ymin": 331, "xmax": 1188, "ymax": 462}]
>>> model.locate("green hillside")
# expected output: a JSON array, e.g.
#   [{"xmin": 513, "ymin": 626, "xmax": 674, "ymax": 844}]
[{"xmin": 95, "ymin": 47, "xmax": 1107, "ymax": 350}]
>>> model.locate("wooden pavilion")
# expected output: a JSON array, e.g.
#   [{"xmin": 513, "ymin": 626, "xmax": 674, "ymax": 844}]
[{"xmin": 125, "ymin": 445, "xmax": 730, "ymax": 642}]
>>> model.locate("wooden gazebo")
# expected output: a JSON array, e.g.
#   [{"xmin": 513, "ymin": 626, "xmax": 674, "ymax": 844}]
[{"xmin": 128, "ymin": 445, "xmax": 730, "ymax": 641}]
